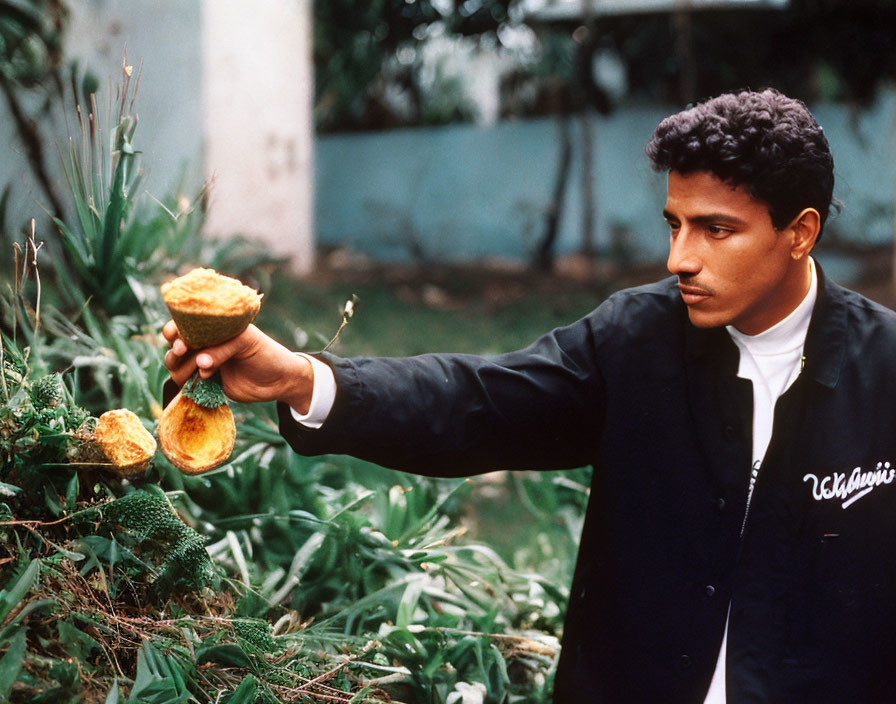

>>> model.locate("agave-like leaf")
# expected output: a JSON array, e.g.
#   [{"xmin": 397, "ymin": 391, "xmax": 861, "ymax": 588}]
[
  {"xmin": 0, "ymin": 558, "xmax": 39, "ymax": 623},
  {"xmin": 0, "ymin": 628, "xmax": 26, "ymax": 701}
]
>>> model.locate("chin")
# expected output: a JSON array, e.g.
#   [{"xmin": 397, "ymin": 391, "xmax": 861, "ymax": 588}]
[{"xmin": 686, "ymin": 309, "xmax": 731, "ymax": 330}]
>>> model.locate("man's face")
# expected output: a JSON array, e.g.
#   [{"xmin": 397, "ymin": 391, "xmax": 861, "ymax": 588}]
[{"xmin": 664, "ymin": 170, "xmax": 807, "ymax": 335}]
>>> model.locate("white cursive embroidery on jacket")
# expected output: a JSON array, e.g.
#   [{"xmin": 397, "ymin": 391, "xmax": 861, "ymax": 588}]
[{"xmin": 803, "ymin": 462, "xmax": 895, "ymax": 509}]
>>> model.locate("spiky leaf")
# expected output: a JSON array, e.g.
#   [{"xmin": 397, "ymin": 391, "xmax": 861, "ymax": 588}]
[{"xmin": 183, "ymin": 375, "xmax": 228, "ymax": 409}]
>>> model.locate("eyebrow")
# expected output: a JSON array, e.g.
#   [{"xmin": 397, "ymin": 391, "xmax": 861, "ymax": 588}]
[{"xmin": 662, "ymin": 209, "xmax": 749, "ymax": 227}]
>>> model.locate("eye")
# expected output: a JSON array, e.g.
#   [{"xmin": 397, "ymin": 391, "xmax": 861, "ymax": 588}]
[
  {"xmin": 707, "ymin": 225, "xmax": 734, "ymax": 238},
  {"xmin": 665, "ymin": 218, "xmax": 680, "ymax": 234}
]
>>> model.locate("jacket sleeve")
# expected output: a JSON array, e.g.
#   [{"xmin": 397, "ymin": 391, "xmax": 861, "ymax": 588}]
[{"xmin": 277, "ymin": 308, "xmax": 609, "ymax": 477}]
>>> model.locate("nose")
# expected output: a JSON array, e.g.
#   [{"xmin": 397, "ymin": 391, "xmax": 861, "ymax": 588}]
[{"xmin": 666, "ymin": 229, "xmax": 702, "ymax": 276}]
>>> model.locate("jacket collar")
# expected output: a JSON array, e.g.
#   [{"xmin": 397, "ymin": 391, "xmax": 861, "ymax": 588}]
[
  {"xmin": 683, "ymin": 261, "xmax": 847, "ymax": 388},
  {"xmin": 801, "ymin": 261, "xmax": 846, "ymax": 388}
]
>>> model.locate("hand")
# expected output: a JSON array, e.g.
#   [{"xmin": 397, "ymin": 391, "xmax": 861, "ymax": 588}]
[{"xmin": 162, "ymin": 322, "xmax": 315, "ymax": 412}]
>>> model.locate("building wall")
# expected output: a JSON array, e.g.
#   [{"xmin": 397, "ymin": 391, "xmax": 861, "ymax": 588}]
[
  {"xmin": 315, "ymin": 90, "xmax": 896, "ymax": 281},
  {"xmin": 1, "ymin": 0, "xmax": 315, "ymax": 273},
  {"xmin": 201, "ymin": 0, "xmax": 315, "ymax": 272}
]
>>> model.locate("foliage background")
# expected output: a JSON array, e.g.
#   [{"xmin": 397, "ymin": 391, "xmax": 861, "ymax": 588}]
[
  {"xmin": 313, "ymin": 0, "xmax": 896, "ymax": 133},
  {"xmin": 0, "ymin": 65, "xmax": 603, "ymax": 701}
]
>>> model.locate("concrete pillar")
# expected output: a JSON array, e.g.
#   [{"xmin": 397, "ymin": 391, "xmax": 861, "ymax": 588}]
[{"xmin": 200, "ymin": 0, "xmax": 315, "ymax": 273}]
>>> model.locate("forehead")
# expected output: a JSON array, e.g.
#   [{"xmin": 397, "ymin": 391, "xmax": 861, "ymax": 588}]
[{"xmin": 664, "ymin": 170, "xmax": 773, "ymax": 222}]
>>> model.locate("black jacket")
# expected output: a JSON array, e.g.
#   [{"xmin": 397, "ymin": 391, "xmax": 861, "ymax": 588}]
[{"xmin": 278, "ymin": 268, "xmax": 896, "ymax": 703}]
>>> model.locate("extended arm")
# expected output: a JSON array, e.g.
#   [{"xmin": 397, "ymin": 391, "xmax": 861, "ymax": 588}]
[
  {"xmin": 164, "ymin": 309, "xmax": 610, "ymax": 477},
  {"xmin": 277, "ymin": 315, "xmax": 607, "ymax": 477}
]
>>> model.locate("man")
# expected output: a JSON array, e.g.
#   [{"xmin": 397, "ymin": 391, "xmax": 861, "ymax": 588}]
[{"xmin": 165, "ymin": 89, "xmax": 896, "ymax": 702}]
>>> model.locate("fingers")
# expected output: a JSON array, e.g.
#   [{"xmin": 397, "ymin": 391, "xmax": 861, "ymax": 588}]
[
  {"xmin": 164, "ymin": 346, "xmax": 198, "ymax": 387},
  {"xmin": 191, "ymin": 325, "xmax": 261, "ymax": 379},
  {"xmin": 162, "ymin": 321, "xmax": 199, "ymax": 385},
  {"xmin": 162, "ymin": 320, "xmax": 188, "ymax": 356},
  {"xmin": 162, "ymin": 320, "xmax": 178, "ymax": 343},
  {"xmin": 162, "ymin": 323, "xmax": 274, "ymax": 394},
  {"xmin": 196, "ymin": 352, "xmax": 216, "ymax": 379}
]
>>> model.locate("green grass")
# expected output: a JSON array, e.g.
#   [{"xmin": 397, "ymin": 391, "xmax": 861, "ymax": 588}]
[{"xmin": 258, "ymin": 263, "xmax": 615, "ymax": 358}]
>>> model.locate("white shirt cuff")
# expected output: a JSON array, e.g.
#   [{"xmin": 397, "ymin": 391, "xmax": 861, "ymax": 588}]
[{"xmin": 289, "ymin": 353, "xmax": 336, "ymax": 429}]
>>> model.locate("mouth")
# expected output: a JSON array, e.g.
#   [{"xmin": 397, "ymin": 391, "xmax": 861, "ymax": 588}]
[{"xmin": 677, "ymin": 283, "xmax": 711, "ymax": 306}]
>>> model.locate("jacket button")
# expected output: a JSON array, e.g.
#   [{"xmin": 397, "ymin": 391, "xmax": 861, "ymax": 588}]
[
  {"xmin": 718, "ymin": 498, "xmax": 726, "ymax": 511},
  {"xmin": 680, "ymin": 654, "xmax": 692, "ymax": 669},
  {"xmin": 705, "ymin": 585, "xmax": 716, "ymax": 597},
  {"xmin": 724, "ymin": 424, "xmax": 735, "ymax": 439}
]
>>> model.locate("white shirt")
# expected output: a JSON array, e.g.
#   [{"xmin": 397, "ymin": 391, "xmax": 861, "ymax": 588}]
[
  {"xmin": 289, "ymin": 353, "xmax": 337, "ymax": 429},
  {"xmin": 703, "ymin": 259, "xmax": 818, "ymax": 703}
]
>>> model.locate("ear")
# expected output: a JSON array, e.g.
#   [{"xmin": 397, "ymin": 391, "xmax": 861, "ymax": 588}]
[{"xmin": 787, "ymin": 208, "xmax": 821, "ymax": 261}]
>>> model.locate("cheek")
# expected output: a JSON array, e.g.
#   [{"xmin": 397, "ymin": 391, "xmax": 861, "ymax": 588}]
[
  {"xmin": 706, "ymin": 247, "xmax": 752, "ymax": 291},
  {"xmin": 726, "ymin": 251, "xmax": 789, "ymax": 306},
  {"xmin": 720, "ymin": 237, "xmax": 782, "ymax": 284}
]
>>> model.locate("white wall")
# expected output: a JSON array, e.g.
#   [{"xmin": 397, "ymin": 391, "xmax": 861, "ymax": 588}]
[
  {"xmin": 1, "ymin": 0, "xmax": 316, "ymax": 274},
  {"xmin": 200, "ymin": 0, "xmax": 315, "ymax": 273},
  {"xmin": 64, "ymin": 0, "xmax": 205, "ymax": 206}
]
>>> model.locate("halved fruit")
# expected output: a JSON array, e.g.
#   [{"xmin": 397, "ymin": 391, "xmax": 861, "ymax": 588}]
[
  {"xmin": 95, "ymin": 409, "xmax": 157, "ymax": 476},
  {"xmin": 157, "ymin": 388, "xmax": 235, "ymax": 474},
  {"xmin": 161, "ymin": 267, "xmax": 262, "ymax": 349}
]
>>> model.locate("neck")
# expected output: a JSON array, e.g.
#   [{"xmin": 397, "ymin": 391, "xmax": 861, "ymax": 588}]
[
  {"xmin": 735, "ymin": 257, "xmax": 814, "ymax": 336},
  {"xmin": 785, "ymin": 257, "xmax": 814, "ymax": 310}
]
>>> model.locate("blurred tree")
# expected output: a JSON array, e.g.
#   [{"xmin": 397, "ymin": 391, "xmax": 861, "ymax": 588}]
[
  {"xmin": 0, "ymin": 0, "xmax": 72, "ymax": 222},
  {"xmin": 313, "ymin": 0, "xmax": 521, "ymax": 132},
  {"xmin": 314, "ymin": 0, "xmax": 896, "ymax": 133},
  {"xmin": 566, "ymin": 0, "xmax": 896, "ymax": 107}
]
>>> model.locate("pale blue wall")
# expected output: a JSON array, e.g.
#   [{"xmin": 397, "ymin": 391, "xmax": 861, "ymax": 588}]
[
  {"xmin": 315, "ymin": 90, "xmax": 896, "ymax": 279},
  {"xmin": 315, "ymin": 110, "xmax": 670, "ymax": 263}
]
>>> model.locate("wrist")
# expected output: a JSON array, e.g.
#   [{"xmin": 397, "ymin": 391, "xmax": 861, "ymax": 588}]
[{"xmin": 280, "ymin": 353, "xmax": 315, "ymax": 413}]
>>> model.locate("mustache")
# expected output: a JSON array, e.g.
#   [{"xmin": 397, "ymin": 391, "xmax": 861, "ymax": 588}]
[{"xmin": 677, "ymin": 277, "xmax": 713, "ymax": 296}]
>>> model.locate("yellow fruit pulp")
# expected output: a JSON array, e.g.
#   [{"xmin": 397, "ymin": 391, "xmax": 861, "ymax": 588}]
[
  {"xmin": 95, "ymin": 409, "xmax": 157, "ymax": 475},
  {"xmin": 161, "ymin": 268, "xmax": 262, "ymax": 317},
  {"xmin": 157, "ymin": 392, "xmax": 235, "ymax": 474}
]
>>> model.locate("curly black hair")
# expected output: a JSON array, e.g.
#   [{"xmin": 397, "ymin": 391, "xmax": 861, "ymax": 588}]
[{"xmin": 645, "ymin": 89, "xmax": 835, "ymax": 237}]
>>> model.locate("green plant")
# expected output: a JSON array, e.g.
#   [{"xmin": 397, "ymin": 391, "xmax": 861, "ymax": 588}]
[
  {"xmin": 51, "ymin": 63, "xmax": 151, "ymax": 317},
  {"xmin": 0, "ymin": 0, "xmax": 73, "ymax": 221},
  {"xmin": 0, "ymin": 55, "xmax": 606, "ymax": 699},
  {"xmin": 0, "ymin": 228, "xmax": 575, "ymax": 703}
]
